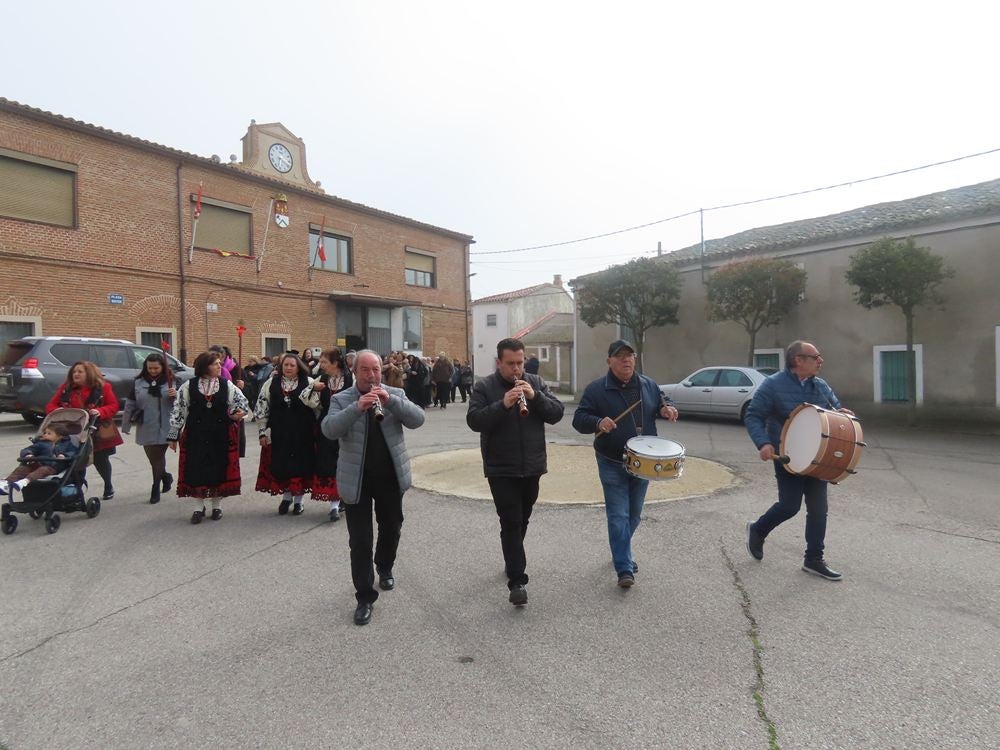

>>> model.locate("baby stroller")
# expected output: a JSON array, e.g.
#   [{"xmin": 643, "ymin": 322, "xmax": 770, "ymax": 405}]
[{"xmin": 1, "ymin": 408, "xmax": 102, "ymax": 535}]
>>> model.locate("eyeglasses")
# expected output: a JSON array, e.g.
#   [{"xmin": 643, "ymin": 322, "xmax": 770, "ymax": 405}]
[{"xmin": 799, "ymin": 353, "xmax": 823, "ymax": 360}]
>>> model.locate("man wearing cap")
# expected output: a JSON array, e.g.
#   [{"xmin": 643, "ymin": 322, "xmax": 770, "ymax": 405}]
[{"xmin": 572, "ymin": 340, "xmax": 679, "ymax": 587}]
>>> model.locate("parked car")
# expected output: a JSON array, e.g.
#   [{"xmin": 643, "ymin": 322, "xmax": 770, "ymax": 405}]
[
  {"xmin": 0, "ymin": 336, "xmax": 195, "ymax": 425},
  {"xmin": 659, "ymin": 366, "xmax": 774, "ymax": 423}
]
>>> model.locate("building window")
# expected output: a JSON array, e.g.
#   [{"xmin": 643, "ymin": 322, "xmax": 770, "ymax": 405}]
[
  {"xmin": 0, "ymin": 150, "xmax": 76, "ymax": 227},
  {"xmin": 537, "ymin": 346, "xmax": 550, "ymax": 362},
  {"xmin": 873, "ymin": 344, "xmax": 923, "ymax": 404},
  {"xmin": 310, "ymin": 227, "xmax": 352, "ymax": 274},
  {"xmin": 402, "ymin": 307, "xmax": 422, "ymax": 351},
  {"xmin": 192, "ymin": 196, "xmax": 252, "ymax": 255},
  {"xmin": 753, "ymin": 348, "xmax": 783, "ymax": 371},
  {"xmin": 137, "ymin": 328, "xmax": 176, "ymax": 356},
  {"xmin": 486, "ymin": 314, "xmax": 497, "ymax": 327},
  {"xmin": 263, "ymin": 335, "xmax": 290, "ymax": 360},
  {"xmin": 0, "ymin": 319, "xmax": 38, "ymax": 343},
  {"xmin": 405, "ymin": 248, "xmax": 436, "ymax": 288}
]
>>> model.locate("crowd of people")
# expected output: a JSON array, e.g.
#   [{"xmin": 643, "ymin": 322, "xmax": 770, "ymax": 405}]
[{"xmin": 2, "ymin": 334, "xmax": 851, "ymax": 625}]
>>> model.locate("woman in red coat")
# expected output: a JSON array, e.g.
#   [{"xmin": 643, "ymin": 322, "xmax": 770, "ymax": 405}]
[{"xmin": 46, "ymin": 360, "xmax": 124, "ymax": 500}]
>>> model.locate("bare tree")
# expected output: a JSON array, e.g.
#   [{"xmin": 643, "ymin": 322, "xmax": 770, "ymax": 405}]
[
  {"xmin": 845, "ymin": 236, "xmax": 954, "ymax": 424},
  {"xmin": 571, "ymin": 258, "xmax": 682, "ymax": 373},
  {"xmin": 706, "ymin": 258, "xmax": 807, "ymax": 366}
]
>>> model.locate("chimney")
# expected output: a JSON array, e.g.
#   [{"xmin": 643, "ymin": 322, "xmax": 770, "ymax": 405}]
[{"xmin": 553, "ymin": 274, "xmax": 563, "ymax": 287}]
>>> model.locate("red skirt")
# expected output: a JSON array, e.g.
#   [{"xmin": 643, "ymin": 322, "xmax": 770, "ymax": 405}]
[
  {"xmin": 311, "ymin": 475, "xmax": 340, "ymax": 502},
  {"xmin": 176, "ymin": 422, "xmax": 241, "ymax": 499},
  {"xmin": 255, "ymin": 443, "xmax": 315, "ymax": 498}
]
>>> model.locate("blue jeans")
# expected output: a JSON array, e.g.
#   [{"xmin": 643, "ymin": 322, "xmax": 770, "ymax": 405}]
[
  {"xmin": 597, "ymin": 456, "xmax": 649, "ymax": 576},
  {"xmin": 751, "ymin": 461, "xmax": 828, "ymax": 561}
]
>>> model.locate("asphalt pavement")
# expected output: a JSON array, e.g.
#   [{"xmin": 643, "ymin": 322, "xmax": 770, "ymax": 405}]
[{"xmin": 0, "ymin": 404, "xmax": 997, "ymax": 750}]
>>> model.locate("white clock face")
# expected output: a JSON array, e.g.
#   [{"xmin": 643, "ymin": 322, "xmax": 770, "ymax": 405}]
[{"xmin": 268, "ymin": 143, "xmax": 293, "ymax": 173}]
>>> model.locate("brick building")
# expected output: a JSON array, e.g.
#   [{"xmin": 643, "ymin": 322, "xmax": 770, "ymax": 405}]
[{"xmin": 0, "ymin": 98, "xmax": 474, "ymax": 363}]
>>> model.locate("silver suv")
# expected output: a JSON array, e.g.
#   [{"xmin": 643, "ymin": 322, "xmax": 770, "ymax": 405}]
[{"xmin": 0, "ymin": 336, "xmax": 194, "ymax": 425}]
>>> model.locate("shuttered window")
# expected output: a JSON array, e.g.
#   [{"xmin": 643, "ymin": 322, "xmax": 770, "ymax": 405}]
[
  {"xmin": 405, "ymin": 249, "xmax": 436, "ymax": 287},
  {"xmin": 194, "ymin": 199, "xmax": 252, "ymax": 254},
  {"xmin": 880, "ymin": 350, "xmax": 910, "ymax": 402},
  {"xmin": 0, "ymin": 153, "xmax": 76, "ymax": 227}
]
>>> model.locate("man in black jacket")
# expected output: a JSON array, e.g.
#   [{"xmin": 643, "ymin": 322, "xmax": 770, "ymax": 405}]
[{"xmin": 467, "ymin": 337, "xmax": 565, "ymax": 606}]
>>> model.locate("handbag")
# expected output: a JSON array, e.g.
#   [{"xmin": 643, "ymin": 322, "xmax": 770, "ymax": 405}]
[{"xmin": 96, "ymin": 419, "xmax": 119, "ymax": 442}]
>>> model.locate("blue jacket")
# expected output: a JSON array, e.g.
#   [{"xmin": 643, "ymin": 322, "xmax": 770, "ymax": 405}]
[
  {"xmin": 745, "ymin": 368, "xmax": 842, "ymax": 450},
  {"xmin": 20, "ymin": 436, "xmax": 79, "ymax": 467},
  {"xmin": 572, "ymin": 371, "xmax": 672, "ymax": 462}
]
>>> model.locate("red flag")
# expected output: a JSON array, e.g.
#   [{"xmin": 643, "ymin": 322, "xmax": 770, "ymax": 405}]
[
  {"xmin": 194, "ymin": 182, "xmax": 203, "ymax": 220},
  {"xmin": 316, "ymin": 216, "xmax": 327, "ymax": 263}
]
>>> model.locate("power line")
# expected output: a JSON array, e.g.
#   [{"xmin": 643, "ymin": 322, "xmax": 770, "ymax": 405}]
[{"xmin": 470, "ymin": 146, "xmax": 1000, "ymax": 256}]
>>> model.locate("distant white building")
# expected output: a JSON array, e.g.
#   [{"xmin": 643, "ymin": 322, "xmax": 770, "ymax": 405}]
[{"xmin": 471, "ymin": 275, "xmax": 574, "ymax": 378}]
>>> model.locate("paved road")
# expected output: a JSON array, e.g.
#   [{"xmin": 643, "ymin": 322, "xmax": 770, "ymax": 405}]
[{"xmin": 0, "ymin": 406, "xmax": 997, "ymax": 749}]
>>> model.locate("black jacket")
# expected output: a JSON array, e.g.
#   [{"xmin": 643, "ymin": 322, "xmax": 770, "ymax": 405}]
[{"xmin": 466, "ymin": 370, "xmax": 565, "ymax": 477}]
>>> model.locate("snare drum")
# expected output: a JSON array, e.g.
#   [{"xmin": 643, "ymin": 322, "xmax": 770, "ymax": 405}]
[
  {"xmin": 779, "ymin": 403, "xmax": 865, "ymax": 483},
  {"xmin": 623, "ymin": 436, "xmax": 686, "ymax": 481}
]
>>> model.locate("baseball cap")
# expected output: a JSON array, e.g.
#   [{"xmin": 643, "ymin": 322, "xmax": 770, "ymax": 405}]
[{"xmin": 608, "ymin": 339, "xmax": 635, "ymax": 357}]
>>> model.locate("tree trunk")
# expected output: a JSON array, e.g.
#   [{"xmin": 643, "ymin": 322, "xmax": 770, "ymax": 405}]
[
  {"xmin": 905, "ymin": 309, "xmax": 917, "ymax": 426},
  {"xmin": 747, "ymin": 327, "xmax": 757, "ymax": 367},
  {"xmin": 636, "ymin": 329, "xmax": 645, "ymax": 375}
]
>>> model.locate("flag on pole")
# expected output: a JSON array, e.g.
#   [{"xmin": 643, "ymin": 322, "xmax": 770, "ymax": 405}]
[
  {"xmin": 316, "ymin": 216, "xmax": 327, "ymax": 263},
  {"xmin": 189, "ymin": 181, "xmax": 203, "ymax": 263}
]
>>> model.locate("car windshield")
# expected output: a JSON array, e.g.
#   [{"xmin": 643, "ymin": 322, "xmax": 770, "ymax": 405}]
[{"xmin": 2, "ymin": 341, "xmax": 34, "ymax": 367}]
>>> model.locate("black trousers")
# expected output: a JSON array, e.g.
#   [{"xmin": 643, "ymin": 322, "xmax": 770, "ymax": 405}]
[
  {"xmin": 487, "ymin": 475, "xmax": 540, "ymax": 589},
  {"xmin": 434, "ymin": 381, "xmax": 451, "ymax": 407},
  {"xmin": 344, "ymin": 471, "xmax": 403, "ymax": 604}
]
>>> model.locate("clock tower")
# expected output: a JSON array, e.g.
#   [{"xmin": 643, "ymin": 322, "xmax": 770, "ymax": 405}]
[{"xmin": 240, "ymin": 121, "xmax": 321, "ymax": 191}]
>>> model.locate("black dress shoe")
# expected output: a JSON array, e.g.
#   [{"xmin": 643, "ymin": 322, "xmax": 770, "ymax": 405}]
[
  {"xmin": 291, "ymin": 503, "xmax": 305, "ymax": 516},
  {"xmin": 377, "ymin": 569, "xmax": 395, "ymax": 591},
  {"xmin": 191, "ymin": 509, "xmax": 205, "ymax": 524},
  {"xmin": 354, "ymin": 602, "xmax": 373, "ymax": 626},
  {"xmin": 278, "ymin": 498, "xmax": 292, "ymax": 515},
  {"xmin": 211, "ymin": 508, "xmax": 223, "ymax": 521},
  {"xmin": 161, "ymin": 473, "xmax": 173, "ymax": 493},
  {"xmin": 149, "ymin": 483, "xmax": 160, "ymax": 505}
]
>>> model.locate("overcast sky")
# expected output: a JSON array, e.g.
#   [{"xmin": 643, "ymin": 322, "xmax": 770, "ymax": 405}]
[{"xmin": 5, "ymin": 1, "xmax": 1000, "ymax": 298}]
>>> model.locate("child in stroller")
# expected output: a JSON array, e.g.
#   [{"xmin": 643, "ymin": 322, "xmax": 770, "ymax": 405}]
[
  {"xmin": 0, "ymin": 423, "xmax": 79, "ymax": 494},
  {"xmin": 0, "ymin": 407, "xmax": 103, "ymax": 535}
]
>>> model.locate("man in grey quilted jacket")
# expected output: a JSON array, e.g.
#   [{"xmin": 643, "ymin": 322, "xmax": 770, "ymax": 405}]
[{"xmin": 322, "ymin": 350, "xmax": 425, "ymax": 625}]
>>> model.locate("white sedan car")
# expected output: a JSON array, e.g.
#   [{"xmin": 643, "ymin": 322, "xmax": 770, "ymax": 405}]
[{"xmin": 659, "ymin": 366, "xmax": 773, "ymax": 422}]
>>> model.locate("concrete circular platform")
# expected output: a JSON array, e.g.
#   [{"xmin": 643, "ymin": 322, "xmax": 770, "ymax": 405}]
[{"xmin": 411, "ymin": 443, "xmax": 737, "ymax": 505}]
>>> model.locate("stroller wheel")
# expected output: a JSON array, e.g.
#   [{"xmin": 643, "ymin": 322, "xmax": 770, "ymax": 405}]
[
  {"xmin": 45, "ymin": 515, "xmax": 61, "ymax": 534},
  {"xmin": 86, "ymin": 498, "xmax": 101, "ymax": 519},
  {"xmin": 1, "ymin": 515, "xmax": 16, "ymax": 535},
  {"xmin": 29, "ymin": 509, "xmax": 43, "ymax": 520}
]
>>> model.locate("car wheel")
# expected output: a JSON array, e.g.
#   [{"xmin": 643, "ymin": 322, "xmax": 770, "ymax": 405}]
[
  {"xmin": 21, "ymin": 412, "xmax": 43, "ymax": 426},
  {"xmin": 739, "ymin": 402, "xmax": 750, "ymax": 424}
]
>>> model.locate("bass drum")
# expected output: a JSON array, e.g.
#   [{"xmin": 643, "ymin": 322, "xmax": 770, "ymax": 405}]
[
  {"xmin": 779, "ymin": 403, "xmax": 865, "ymax": 483},
  {"xmin": 623, "ymin": 436, "xmax": 686, "ymax": 481}
]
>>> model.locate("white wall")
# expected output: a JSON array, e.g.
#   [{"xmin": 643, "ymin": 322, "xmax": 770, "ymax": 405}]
[{"xmin": 472, "ymin": 303, "xmax": 508, "ymax": 377}]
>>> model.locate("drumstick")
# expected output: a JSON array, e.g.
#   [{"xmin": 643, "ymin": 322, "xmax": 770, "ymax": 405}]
[{"xmin": 596, "ymin": 399, "xmax": 641, "ymax": 437}]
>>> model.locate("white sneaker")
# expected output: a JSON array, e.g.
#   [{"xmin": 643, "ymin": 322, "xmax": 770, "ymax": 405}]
[{"xmin": 0, "ymin": 480, "xmax": 8, "ymax": 495}]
